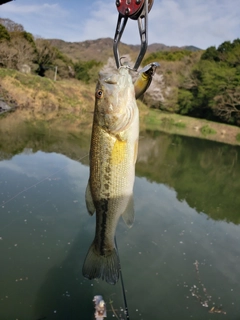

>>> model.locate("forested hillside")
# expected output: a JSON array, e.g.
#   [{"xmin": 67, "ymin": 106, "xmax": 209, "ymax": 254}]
[
  {"xmin": 144, "ymin": 40, "xmax": 240, "ymax": 126},
  {"xmin": 0, "ymin": 17, "xmax": 240, "ymax": 126},
  {"xmin": 179, "ymin": 40, "xmax": 240, "ymax": 125},
  {"xmin": 0, "ymin": 18, "xmax": 102, "ymax": 81}
]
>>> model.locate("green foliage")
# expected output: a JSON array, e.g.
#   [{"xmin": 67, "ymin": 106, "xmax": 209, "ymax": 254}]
[
  {"xmin": 0, "ymin": 68, "xmax": 16, "ymax": 78},
  {"xmin": 145, "ymin": 111, "xmax": 187, "ymax": 130},
  {"xmin": 175, "ymin": 121, "xmax": 186, "ymax": 128},
  {"xmin": 136, "ymin": 132, "xmax": 240, "ymax": 224},
  {"xmin": 177, "ymin": 38, "xmax": 240, "ymax": 126},
  {"xmin": 47, "ymin": 48, "xmax": 74, "ymax": 79},
  {"xmin": 74, "ymin": 60, "xmax": 102, "ymax": 83},
  {"xmin": 1, "ymin": 18, "xmax": 240, "ymax": 127},
  {"xmin": 236, "ymin": 133, "xmax": 240, "ymax": 142},
  {"xmin": 143, "ymin": 50, "xmax": 192, "ymax": 65},
  {"xmin": 0, "ymin": 18, "xmax": 75, "ymax": 80},
  {"xmin": 55, "ymin": 48, "xmax": 72, "ymax": 65},
  {"xmin": 34, "ymin": 39, "xmax": 58, "ymax": 76},
  {"xmin": 200, "ymin": 125, "xmax": 216, "ymax": 135},
  {"xmin": 160, "ymin": 117, "xmax": 186, "ymax": 128},
  {"xmin": 201, "ymin": 46, "xmax": 219, "ymax": 61},
  {"xmin": 14, "ymin": 72, "xmax": 56, "ymax": 92},
  {"xmin": 22, "ymin": 31, "xmax": 35, "ymax": 45},
  {"xmin": 201, "ymin": 38, "xmax": 240, "ymax": 67},
  {"xmin": 178, "ymin": 89, "xmax": 195, "ymax": 114},
  {"xmin": 0, "ymin": 24, "xmax": 10, "ymax": 41}
]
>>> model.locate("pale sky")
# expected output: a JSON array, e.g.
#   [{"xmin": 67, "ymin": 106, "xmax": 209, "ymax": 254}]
[{"xmin": 0, "ymin": 0, "xmax": 239, "ymax": 49}]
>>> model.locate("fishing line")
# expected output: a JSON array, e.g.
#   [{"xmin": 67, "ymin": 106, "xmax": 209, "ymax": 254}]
[
  {"xmin": 1, "ymin": 154, "xmax": 89, "ymax": 207},
  {"xmin": 114, "ymin": 236, "xmax": 130, "ymax": 320}
]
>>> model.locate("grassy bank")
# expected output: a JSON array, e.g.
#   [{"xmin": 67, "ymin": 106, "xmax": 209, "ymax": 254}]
[
  {"xmin": 139, "ymin": 105, "xmax": 240, "ymax": 146},
  {"xmin": 1, "ymin": 68, "xmax": 240, "ymax": 146},
  {"xmin": 0, "ymin": 68, "xmax": 95, "ymax": 122}
]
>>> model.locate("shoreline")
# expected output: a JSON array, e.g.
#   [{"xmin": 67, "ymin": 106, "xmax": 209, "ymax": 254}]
[
  {"xmin": 1, "ymin": 68, "xmax": 240, "ymax": 147},
  {"xmin": 140, "ymin": 108, "xmax": 240, "ymax": 146}
]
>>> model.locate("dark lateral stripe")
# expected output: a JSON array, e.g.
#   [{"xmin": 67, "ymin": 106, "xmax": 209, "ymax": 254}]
[{"xmin": 100, "ymin": 198, "xmax": 108, "ymax": 256}]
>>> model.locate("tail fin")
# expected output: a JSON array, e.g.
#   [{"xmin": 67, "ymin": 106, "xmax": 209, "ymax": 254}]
[{"xmin": 82, "ymin": 242, "xmax": 120, "ymax": 285}]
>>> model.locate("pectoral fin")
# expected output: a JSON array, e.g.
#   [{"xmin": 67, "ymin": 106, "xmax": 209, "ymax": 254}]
[
  {"xmin": 122, "ymin": 195, "xmax": 135, "ymax": 228},
  {"xmin": 134, "ymin": 139, "xmax": 138, "ymax": 164},
  {"xmin": 85, "ymin": 181, "xmax": 95, "ymax": 216}
]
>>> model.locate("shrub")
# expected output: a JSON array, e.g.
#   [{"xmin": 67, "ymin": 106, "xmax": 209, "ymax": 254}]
[
  {"xmin": 200, "ymin": 125, "xmax": 216, "ymax": 135},
  {"xmin": 236, "ymin": 133, "xmax": 240, "ymax": 142}
]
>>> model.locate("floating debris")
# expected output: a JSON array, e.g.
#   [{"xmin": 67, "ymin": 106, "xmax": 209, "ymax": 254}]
[
  {"xmin": 209, "ymin": 306, "xmax": 226, "ymax": 315},
  {"xmin": 93, "ymin": 295, "xmax": 107, "ymax": 320},
  {"xmin": 189, "ymin": 260, "xmax": 226, "ymax": 315}
]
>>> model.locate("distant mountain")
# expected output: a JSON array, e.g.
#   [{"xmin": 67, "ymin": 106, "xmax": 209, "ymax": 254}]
[
  {"xmin": 48, "ymin": 38, "xmax": 201, "ymax": 63},
  {"xmin": 147, "ymin": 43, "xmax": 201, "ymax": 52},
  {"xmin": 49, "ymin": 37, "xmax": 136, "ymax": 63},
  {"xmin": 184, "ymin": 45, "xmax": 201, "ymax": 52}
]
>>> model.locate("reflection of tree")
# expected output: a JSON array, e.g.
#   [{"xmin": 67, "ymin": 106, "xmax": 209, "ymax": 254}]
[
  {"xmin": 0, "ymin": 116, "xmax": 91, "ymax": 162},
  {"xmin": 136, "ymin": 131, "xmax": 240, "ymax": 224},
  {"xmin": 1, "ymin": 117, "xmax": 240, "ymax": 225}
]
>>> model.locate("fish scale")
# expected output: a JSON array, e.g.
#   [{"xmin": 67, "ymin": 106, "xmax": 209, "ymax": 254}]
[{"xmin": 83, "ymin": 66, "xmax": 139, "ymax": 285}]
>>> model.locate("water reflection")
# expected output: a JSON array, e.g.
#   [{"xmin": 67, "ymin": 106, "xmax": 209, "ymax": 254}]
[
  {"xmin": 34, "ymin": 231, "xmax": 125, "ymax": 320},
  {"xmin": 0, "ymin": 117, "xmax": 240, "ymax": 319},
  {"xmin": 137, "ymin": 130, "xmax": 240, "ymax": 224}
]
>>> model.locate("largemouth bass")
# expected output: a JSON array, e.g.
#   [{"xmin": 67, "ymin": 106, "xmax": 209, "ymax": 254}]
[{"xmin": 82, "ymin": 66, "xmax": 139, "ymax": 285}]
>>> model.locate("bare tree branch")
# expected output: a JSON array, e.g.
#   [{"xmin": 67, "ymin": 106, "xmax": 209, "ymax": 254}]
[{"xmin": 213, "ymin": 88, "xmax": 240, "ymax": 124}]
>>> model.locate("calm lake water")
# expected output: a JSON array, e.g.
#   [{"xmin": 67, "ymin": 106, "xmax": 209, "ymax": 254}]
[{"xmin": 1, "ymin": 114, "xmax": 240, "ymax": 320}]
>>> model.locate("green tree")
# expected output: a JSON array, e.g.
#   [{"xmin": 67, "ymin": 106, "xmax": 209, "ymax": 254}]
[
  {"xmin": 143, "ymin": 50, "xmax": 193, "ymax": 65},
  {"xmin": 34, "ymin": 38, "xmax": 58, "ymax": 76},
  {"xmin": 201, "ymin": 46, "xmax": 219, "ymax": 62},
  {"xmin": 178, "ymin": 39, "xmax": 240, "ymax": 125},
  {"xmin": 178, "ymin": 89, "xmax": 194, "ymax": 114},
  {"xmin": 74, "ymin": 60, "xmax": 102, "ymax": 83},
  {"xmin": 217, "ymin": 40, "xmax": 232, "ymax": 53},
  {"xmin": 23, "ymin": 31, "xmax": 35, "ymax": 45},
  {"xmin": 0, "ymin": 24, "xmax": 10, "ymax": 41}
]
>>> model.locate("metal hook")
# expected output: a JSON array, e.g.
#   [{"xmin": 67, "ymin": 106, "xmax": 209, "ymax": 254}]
[
  {"xmin": 113, "ymin": 15, "xmax": 128, "ymax": 69},
  {"xmin": 113, "ymin": 0, "xmax": 153, "ymax": 70}
]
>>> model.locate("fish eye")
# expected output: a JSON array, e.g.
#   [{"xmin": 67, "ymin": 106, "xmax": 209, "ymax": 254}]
[{"xmin": 96, "ymin": 89, "xmax": 103, "ymax": 99}]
